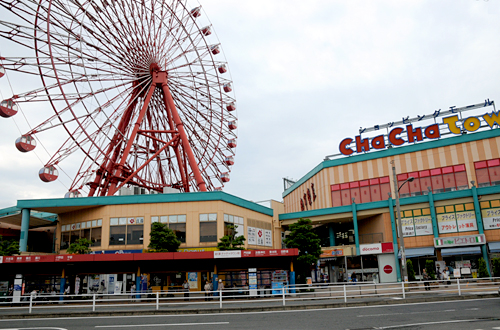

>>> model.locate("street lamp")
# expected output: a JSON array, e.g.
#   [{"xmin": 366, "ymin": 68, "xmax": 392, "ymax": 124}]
[{"xmin": 391, "ymin": 161, "xmax": 414, "ymax": 282}]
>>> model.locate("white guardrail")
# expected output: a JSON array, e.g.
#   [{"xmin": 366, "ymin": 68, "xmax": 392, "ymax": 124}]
[{"xmin": 0, "ymin": 277, "xmax": 498, "ymax": 314}]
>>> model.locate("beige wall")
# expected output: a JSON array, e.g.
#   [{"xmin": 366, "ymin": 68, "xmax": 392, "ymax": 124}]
[
  {"xmin": 284, "ymin": 135, "xmax": 500, "ymax": 214},
  {"xmin": 57, "ymin": 200, "xmax": 274, "ymax": 253}
]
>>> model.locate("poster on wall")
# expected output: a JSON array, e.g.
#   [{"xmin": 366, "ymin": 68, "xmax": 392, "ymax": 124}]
[
  {"xmin": 482, "ymin": 208, "xmax": 500, "ymax": 229},
  {"xmin": 188, "ymin": 272, "xmax": 198, "ymax": 289},
  {"xmin": 437, "ymin": 213, "xmax": 457, "ymax": 234},
  {"xmin": 247, "ymin": 227, "xmax": 256, "ymax": 244},
  {"xmin": 456, "ymin": 211, "xmax": 477, "ymax": 232},
  {"xmin": 264, "ymin": 230, "xmax": 272, "ymax": 247},
  {"xmin": 401, "ymin": 218, "xmax": 415, "ymax": 237},
  {"xmin": 414, "ymin": 216, "xmax": 433, "ymax": 236},
  {"xmin": 256, "ymin": 228, "xmax": 264, "ymax": 246}
]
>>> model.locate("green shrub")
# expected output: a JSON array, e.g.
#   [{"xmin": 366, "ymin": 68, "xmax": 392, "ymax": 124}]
[
  {"xmin": 407, "ymin": 259, "xmax": 416, "ymax": 281},
  {"xmin": 492, "ymin": 258, "xmax": 500, "ymax": 277},
  {"xmin": 425, "ymin": 260, "xmax": 436, "ymax": 280},
  {"xmin": 478, "ymin": 257, "xmax": 489, "ymax": 278}
]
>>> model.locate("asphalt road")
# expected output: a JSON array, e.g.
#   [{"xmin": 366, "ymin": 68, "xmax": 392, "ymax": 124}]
[{"xmin": 0, "ymin": 298, "xmax": 499, "ymax": 330}]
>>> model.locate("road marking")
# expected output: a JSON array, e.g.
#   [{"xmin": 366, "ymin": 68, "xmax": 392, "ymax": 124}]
[
  {"xmin": 0, "ymin": 297, "xmax": 498, "ymax": 322},
  {"xmin": 95, "ymin": 322, "xmax": 229, "ymax": 328},
  {"xmin": 0, "ymin": 328, "xmax": 67, "ymax": 330},
  {"xmin": 357, "ymin": 309, "xmax": 455, "ymax": 317},
  {"xmin": 466, "ymin": 308, "xmax": 480, "ymax": 310},
  {"xmin": 373, "ymin": 319, "xmax": 480, "ymax": 329}
]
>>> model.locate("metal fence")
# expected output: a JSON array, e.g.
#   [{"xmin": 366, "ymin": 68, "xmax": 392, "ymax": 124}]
[{"xmin": 0, "ymin": 277, "xmax": 498, "ymax": 314}]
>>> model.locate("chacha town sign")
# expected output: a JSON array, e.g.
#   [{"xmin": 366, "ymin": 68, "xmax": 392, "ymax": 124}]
[{"xmin": 338, "ymin": 100, "xmax": 498, "ymax": 156}]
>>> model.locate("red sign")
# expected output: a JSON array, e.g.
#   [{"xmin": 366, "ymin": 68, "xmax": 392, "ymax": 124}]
[
  {"xmin": 381, "ymin": 242, "xmax": 394, "ymax": 254},
  {"xmin": 383, "ymin": 265, "xmax": 393, "ymax": 274}
]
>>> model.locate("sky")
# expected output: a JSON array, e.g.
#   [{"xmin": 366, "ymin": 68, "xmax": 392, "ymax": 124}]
[{"xmin": 0, "ymin": 0, "xmax": 499, "ymax": 209}]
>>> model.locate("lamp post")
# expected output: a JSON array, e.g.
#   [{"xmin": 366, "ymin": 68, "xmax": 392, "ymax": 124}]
[{"xmin": 391, "ymin": 161, "xmax": 414, "ymax": 282}]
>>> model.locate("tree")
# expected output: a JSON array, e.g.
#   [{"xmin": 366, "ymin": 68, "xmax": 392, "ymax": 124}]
[
  {"xmin": 217, "ymin": 224, "xmax": 246, "ymax": 250},
  {"xmin": 406, "ymin": 259, "xmax": 416, "ymax": 281},
  {"xmin": 67, "ymin": 238, "xmax": 92, "ymax": 254},
  {"xmin": 478, "ymin": 257, "xmax": 489, "ymax": 278},
  {"xmin": 425, "ymin": 260, "xmax": 436, "ymax": 280},
  {"xmin": 283, "ymin": 218, "xmax": 322, "ymax": 283},
  {"xmin": 0, "ymin": 235, "xmax": 19, "ymax": 256},
  {"xmin": 148, "ymin": 222, "xmax": 181, "ymax": 252}
]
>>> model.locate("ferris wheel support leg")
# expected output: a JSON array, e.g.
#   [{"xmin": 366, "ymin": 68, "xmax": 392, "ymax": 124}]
[
  {"xmin": 107, "ymin": 84, "xmax": 156, "ymax": 196},
  {"xmin": 160, "ymin": 81, "xmax": 207, "ymax": 192}
]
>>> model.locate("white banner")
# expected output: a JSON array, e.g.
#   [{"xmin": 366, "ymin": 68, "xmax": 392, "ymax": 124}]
[
  {"xmin": 437, "ymin": 213, "xmax": 457, "ymax": 234},
  {"xmin": 456, "ymin": 211, "xmax": 477, "ymax": 232},
  {"xmin": 256, "ymin": 228, "xmax": 264, "ymax": 246},
  {"xmin": 247, "ymin": 227, "xmax": 256, "ymax": 245},
  {"xmin": 401, "ymin": 218, "xmax": 415, "ymax": 237},
  {"xmin": 414, "ymin": 216, "xmax": 433, "ymax": 236},
  {"xmin": 264, "ymin": 230, "xmax": 272, "ymax": 247},
  {"xmin": 214, "ymin": 251, "xmax": 242, "ymax": 258},
  {"xmin": 482, "ymin": 208, "xmax": 500, "ymax": 230}
]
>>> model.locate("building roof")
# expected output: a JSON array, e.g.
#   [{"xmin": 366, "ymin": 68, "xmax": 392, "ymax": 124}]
[
  {"xmin": 282, "ymin": 129, "xmax": 500, "ymax": 198},
  {"xmin": 0, "ymin": 206, "xmax": 57, "ymax": 228},
  {"xmin": 16, "ymin": 191, "xmax": 274, "ymax": 216}
]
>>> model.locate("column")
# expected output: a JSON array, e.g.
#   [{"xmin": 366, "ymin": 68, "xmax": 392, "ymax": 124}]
[
  {"xmin": 427, "ymin": 190, "xmax": 439, "ymax": 238},
  {"xmin": 388, "ymin": 197, "xmax": 402, "ymax": 282},
  {"xmin": 19, "ymin": 208, "xmax": 31, "ymax": 252},
  {"xmin": 329, "ymin": 224, "xmax": 335, "ymax": 247},
  {"xmin": 289, "ymin": 261, "xmax": 295, "ymax": 293},
  {"xmin": 136, "ymin": 267, "xmax": 141, "ymax": 299},
  {"xmin": 471, "ymin": 184, "xmax": 492, "ymax": 276},
  {"xmin": 351, "ymin": 201, "xmax": 360, "ymax": 255},
  {"xmin": 60, "ymin": 268, "xmax": 66, "ymax": 301}
]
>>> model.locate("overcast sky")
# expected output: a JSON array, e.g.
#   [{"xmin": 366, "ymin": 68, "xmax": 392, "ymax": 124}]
[{"xmin": 0, "ymin": 0, "xmax": 499, "ymax": 209}]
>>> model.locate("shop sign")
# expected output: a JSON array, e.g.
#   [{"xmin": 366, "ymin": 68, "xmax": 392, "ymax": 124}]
[
  {"xmin": 383, "ymin": 265, "xmax": 393, "ymax": 274},
  {"xmin": 434, "ymin": 234, "xmax": 486, "ymax": 248},
  {"xmin": 0, "ymin": 256, "xmax": 2, "ymax": 264},
  {"xmin": 360, "ymin": 243, "xmax": 393, "ymax": 255},
  {"xmin": 247, "ymin": 227, "xmax": 256, "ymax": 245},
  {"xmin": 178, "ymin": 247, "xmax": 219, "ymax": 252},
  {"xmin": 482, "ymin": 208, "xmax": 500, "ymax": 229},
  {"xmin": 320, "ymin": 248, "xmax": 344, "ymax": 258},
  {"xmin": 338, "ymin": 100, "xmax": 497, "ymax": 156},
  {"xmin": 214, "ymin": 251, "xmax": 242, "ymax": 259}
]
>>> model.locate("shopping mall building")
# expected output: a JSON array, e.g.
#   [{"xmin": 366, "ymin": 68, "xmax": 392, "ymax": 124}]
[
  {"xmin": 0, "ymin": 100, "xmax": 499, "ymax": 295},
  {"xmin": 280, "ymin": 100, "xmax": 500, "ymax": 283}
]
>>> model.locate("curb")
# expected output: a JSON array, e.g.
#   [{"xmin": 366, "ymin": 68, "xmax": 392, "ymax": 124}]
[{"xmin": 1, "ymin": 294, "xmax": 497, "ymax": 319}]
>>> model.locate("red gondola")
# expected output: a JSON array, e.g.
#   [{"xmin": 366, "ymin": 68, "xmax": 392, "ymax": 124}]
[
  {"xmin": 201, "ymin": 26, "xmax": 211, "ymax": 36},
  {"xmin": 211, "ymin": 45, "xmax": 220, "ymax": 55},
  {"xmin": 223, "ymin": 83, "xmax": 232, "ymax": 93},
  {"xmin": 228, "ymin": 120, "xmax": 237, "ymax": 130},
  {"xmin": 39, "ymin": 165, "xmax": 59, "ymax": 182},
  {"xmin": 64, "ymin": 190, "xmax": 82, "ymax": 198},
  {"xmin": 15, "ymin": 135, "xmax": 36, "ymax": 152},
  {"xmin": 190, "ymin": 7, "xmax": 201, "ymax": 17},
  {"xmin": 224, "ymin": 156, "xmax": 234, "ymax": 166},
  {"xmin": 0, "ymin": 99, "xmax": 18, "ymax": 118},
  {"xmin": 228, "ymin": 139, "xmax": 237, "ymax": 148},
  {"xmin": 218, "ymin": 64, "xmax": 227, "ymax": 74},
  {"xmin": 221, "ymin": 172, "xmax": 230, "ymax": 182},
  {"xmin": 226, "ymin": 102, "xmax": 236, "ymax": 112}
]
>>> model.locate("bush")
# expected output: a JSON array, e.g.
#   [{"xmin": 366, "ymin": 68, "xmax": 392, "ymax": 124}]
[
  {"xmin": 478, "ymin": 257, "xmax": 489, "ymax": 278},
  {"xmin": 425, "ymin": 260, "xmax": 436, "ymax": 280},
  {"xmin": 407, "ymin": 259, "xmax": 416, "ymax": 281},
  {"xmin": 492, "ymin": 258, "xmax": 500, "ymax": 277}
]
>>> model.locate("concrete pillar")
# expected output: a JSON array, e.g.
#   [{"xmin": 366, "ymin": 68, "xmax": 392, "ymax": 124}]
[
  {"xmin": 351, "ymin": 202, "xmax": 360, "ymax": 255},
  {"xmin": 471, "ymin": 185, "xmax": 492, "ymax": 276},
  {"xmin": 329, "ymin": 224, "xmax": 335, "ymax": 247},
  {"xmin": 19, "ymin": 208, "xmax": 30, "ymax": 252},
  {"xmin": 388, "ymin": 197, "xmax": 402, "ymax": 282},
  {"xmin": 427, "ymin": 191, "xmax": 439, "ymax": 238}
]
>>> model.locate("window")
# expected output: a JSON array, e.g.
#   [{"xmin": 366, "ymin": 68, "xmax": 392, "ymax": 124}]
[
  {"xmin": 151, "ymin": 215, "xmax": 186, "ymax": 243},
  {"xmin": 60, "ymin": 219, "xmax": 102, "ymax": 249},
  {"xmin": 200, "ymin": 213, "xmax": 217, "ymax": 242},
  {"xmin": 109, "ymin": 217, "xmax": 144, "ymax": 245},
  {"xmin": 475, "ymin": 158, "xmax": 500, "ymax": 187},
  {"xmin": 398, "ymin": 165, "xmax": 467, "ymax": 197},
  {"xmin": 224, "ymin": 214, "xmax": 244, "ymax": 237},
  {"xmin": 331, "ymin": 176, "xmax": 390, "ymax": 206}
]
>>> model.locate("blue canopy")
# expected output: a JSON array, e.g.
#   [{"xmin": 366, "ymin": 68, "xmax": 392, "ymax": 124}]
[{"xmin": 440, "ymin": 246, "xmax": 481, "ymax": 256}]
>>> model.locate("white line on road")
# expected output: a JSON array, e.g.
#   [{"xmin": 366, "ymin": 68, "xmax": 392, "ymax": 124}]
[
  {"xmin": 95, "ymin": 322, "xmax": 229, "ymax": 328},
  {"xmin": 0, "ymin": 297, "xmax": 498, "ymax": 323},
  {"xmin": 0, "ymin": 328, "xmax": 68, "ymax": 330},
  {"xmin": 373, "ymin": 319, "xmax": 480, "ymax": 329},
  {"xmin": 357, "ymin": 309, "xmax": 455, "ymax": 317}
]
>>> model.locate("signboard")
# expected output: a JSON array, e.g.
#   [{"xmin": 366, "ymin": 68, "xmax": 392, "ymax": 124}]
[
  {"xmin": 482, "ymin": 208, "xmax": 500, "ymax": 229},
  {"xmin": 320, "ymin": 248, "xmax": 344, "ymax": 259},
  {"xmin": 401, "ymin": 217, "xmax": 415, "ymax": 237},
  {"xmin": 437, "ymin": 213, "xmax": 457, "ymax": 233},
  {"xmin": 264, "ymin": 230, "xmax": 272, "ymax": 247},
  {"xmin": 455, "ymin": 211, "xmax": 477, "ymax": 232},
  {"xmin": 247, "ymin": 227, "xmax": 256, "ymax": 245},
  {"xmin": 248, "ymin": 269, "xmax": 257, "ymax": 297},
  {"xmin": 397, "ymin": 214, "xmax": 433, "ymax": 237},
  {"xmin": 359, "ymin": 243, "xmax": 393, "ymax": 255},
  {"xmin": 256, "ymin": 228, "xmax": 264, "ymax": 246},
  {"xmin": 337, "ymin": 100, "xmax": 497, "ymax": 156},
  {"xmin": 434, "ymin": 234, "xmax": 486, "ymax": 248},
  {"xmin": 188, "ymin": 272, "xmax": 198, "ymax": 289},
  {"xmin": 214, "ymin": 251, "xmax": 242, "ymax": 259}
]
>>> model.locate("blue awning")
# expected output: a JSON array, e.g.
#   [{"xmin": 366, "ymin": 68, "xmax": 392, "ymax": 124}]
[
  {"xmin": 488, "ymin": 242, "xmax": 500, "ymax": 253},
  {"xmin": 440, "ymin": 246, "xmax": 482, "ymax": 256},
  {"xmin": 399, "ymin": 247, "xmax": 435, "ymax": 258}
]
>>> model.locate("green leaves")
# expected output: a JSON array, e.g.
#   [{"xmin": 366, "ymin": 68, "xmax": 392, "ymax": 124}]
[
  {"xmin": 217, "ymin": 224, "xmax": 246, "ymax": 250},
  {"xmin": 0, "ymin": 235, "xmax": 19, "ymax": 256},
  {"xmin": 67, "ymin": 238, "xmax": 92, "ymax": 254},
  {"xmin": 148, "ymin": 222, "xmax": 181, "ymax": 252}
]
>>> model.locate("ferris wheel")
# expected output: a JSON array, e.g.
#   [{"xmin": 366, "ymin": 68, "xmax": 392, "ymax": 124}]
[{"xmin": 0, "ymin": 0, "xmax": 237, "ymax": 197}]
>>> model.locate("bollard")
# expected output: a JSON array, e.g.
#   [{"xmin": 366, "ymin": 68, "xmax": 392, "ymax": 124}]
[
  {"xmin": 29, "ymin": 293, "xmax": 33, "ymax": 314},
  {"xmin": 343, "ymin": 284, "xmax": 347, "ymax": 303},
  {"xmin": 402, "ymin": 281, "xmax": 405, "ymax": 299},
  {"xmin": 92, "ymin": 294, "xmax": 96, "ymax": 312},
  {"xmin": 457, "ymin": 279, "xmax": 461, "ymax": 296}
]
